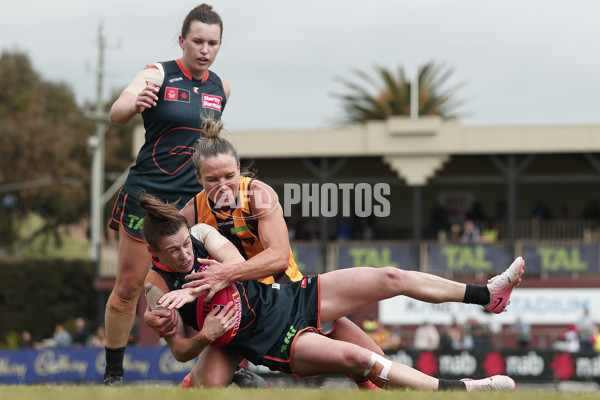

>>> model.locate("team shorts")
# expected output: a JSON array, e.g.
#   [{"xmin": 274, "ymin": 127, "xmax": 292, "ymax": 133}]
[
  {"xmin": 256, "ymin": 276, "xmax": 335, "ymax": 376},
  {"xmin": 108, "ymin": 188, "xmax": 147, "ymax": 241}
]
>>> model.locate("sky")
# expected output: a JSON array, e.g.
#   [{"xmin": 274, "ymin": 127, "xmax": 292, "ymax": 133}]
[{"xmin": 1, "ymin": 0, "xmax": 599, "ymax": 131}]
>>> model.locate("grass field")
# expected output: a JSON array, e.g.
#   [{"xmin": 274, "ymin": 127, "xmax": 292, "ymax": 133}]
[{"xmin": 0, "ymin": 386, "xmax": 599, "ymax": 400}]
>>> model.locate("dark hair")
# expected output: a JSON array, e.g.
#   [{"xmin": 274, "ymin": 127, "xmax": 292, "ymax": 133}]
[
  {"xmin": 137, "ymin": 191, "xmax": 188, "ymax": 249},
  {"xmin": 182, "ymin": 4, "xmax": 224, "ymax": 39},
  {"xmin": 193, "ymin": 116, "xmax": 240, "ymax": 174}
]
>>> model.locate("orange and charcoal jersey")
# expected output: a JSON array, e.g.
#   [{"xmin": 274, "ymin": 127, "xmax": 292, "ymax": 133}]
[{"xmin": 192, "ymin": 176, "xmax": 303, "ymax": 284}]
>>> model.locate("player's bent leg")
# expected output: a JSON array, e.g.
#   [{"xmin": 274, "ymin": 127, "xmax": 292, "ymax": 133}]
[
  {"xmin": 326, "ymin": 317, "xmax": 384, "ymax": 390},
  {"xmin": 291, "ymin": 332, "xmax": 438, "ymax": 390},
  {"xmin": 291, "ymin": 331, "xmax": 374, "ymax": 379},
  {"xmin": 190, "ymin": 345, "xmax": 240, "ymax": 388}
]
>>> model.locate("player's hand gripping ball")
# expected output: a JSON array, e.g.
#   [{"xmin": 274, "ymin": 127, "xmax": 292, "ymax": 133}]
[{"xmin": 196, "ymin": 284, "xmax": 242, "ymax": 347}]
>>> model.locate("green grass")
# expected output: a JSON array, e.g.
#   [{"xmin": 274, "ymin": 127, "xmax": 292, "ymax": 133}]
[{"xmin": 0, "ymin": 387, "xmax": 598, "ymax": 400}]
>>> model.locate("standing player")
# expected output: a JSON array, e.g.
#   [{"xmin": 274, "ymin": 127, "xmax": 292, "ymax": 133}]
[{"xmin": 104, "ymin": 4, "xmax": 229, "ymax": 385}]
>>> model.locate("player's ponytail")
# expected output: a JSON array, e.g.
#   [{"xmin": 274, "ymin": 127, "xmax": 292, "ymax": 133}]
[
  {"xmin": 137, "ymin": 191, "xmax": 188, "ymax": 249},
  {"xmin": 193, "ymin": 115, "xmax": 240, "ymax": 174}
]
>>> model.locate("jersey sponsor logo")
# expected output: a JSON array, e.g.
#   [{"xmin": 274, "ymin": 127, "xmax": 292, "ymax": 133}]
[
  {"xmin": 230, "ymin": 225, "xmax": 251, "ymax": 235},
  {"xmin": 280, "ymin": 325, "xmax": 297, "ymax": 353},
  {"xmin": 202, "ymin": 93, "xmax": 223, "ymax": 111},
  {"xmin": 168, "ymin": 77, "xmax": 183, "ymax": 83},
  {"xmin": 217, "ymin": 220, "xmax": 234, "ymax": 229},
  {"xmin": 164, "ymin": 87, "xmax": 190, "ymax": 103}
]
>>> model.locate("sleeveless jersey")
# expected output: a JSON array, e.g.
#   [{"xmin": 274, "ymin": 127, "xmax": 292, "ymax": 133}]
[
  {"xmin": 227, "ymin": 278, "xmax": 310, "ymax": 366},
  {"xmin": 150, "ymin": 235, "xmax": 210, "ymax": 331},
  {"xmin": 124, "ymin": 59, "xmax": 227, "ymax": 204},
  {"xmin": 150, "ymin": 231, "xmax": 294, "ymax": 360},
  {"xmin": 192, "ymin": 176, "xmax": 303, "ymax": 284}
]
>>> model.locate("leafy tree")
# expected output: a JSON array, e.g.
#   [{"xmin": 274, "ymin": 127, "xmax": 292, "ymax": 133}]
[
  {"xmin": 333, "ymin": 61, "xmax": 465, "ymax": 124},
  {"xmin": 0, "ymin": 51, "xmax": 94, "ymax": 254}
]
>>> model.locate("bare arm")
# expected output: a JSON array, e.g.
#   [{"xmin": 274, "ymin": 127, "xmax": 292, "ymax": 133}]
[
  {"xmin": 161, "ymin": 299, "xmax": 236, "ymax": 362},
  {"xmin": 180, "ymin": 197, "xmax": 196, "ymax": 227},
  {"xmin": 144, "ymin": 281, "xmax": 236, "ymax": 362},
  {"xmin": 220, "ymin": 182, "xmax": 290, "ymax": 280},
  {"xmin": 110, "ymin": 88, "xmax": 158, "ymax": 124},
  {"xmin": 109, "ymin": 65, "xmax": 162, "ymax": 124},
  {"xmin": 222, "ymin": 78, "xmax": 231, "ymax": 101},
  {"xmin": 183, "ymin": 184, "xmax": 290, "ymax": 299}
]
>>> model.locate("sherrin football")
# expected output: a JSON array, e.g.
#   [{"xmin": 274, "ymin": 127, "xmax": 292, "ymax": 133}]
[{"xmin": 196, "ymin": 284, "xmax": 242, "ymax": 347}]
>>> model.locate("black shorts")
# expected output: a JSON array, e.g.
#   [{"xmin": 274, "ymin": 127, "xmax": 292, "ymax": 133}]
[
  {"xmin": 255, "ymin": 276, "xmax": 336, "ymax": 376},
  {"xmin": 108, "ymin": 188, "xmax": 146, "ymax": 241}
]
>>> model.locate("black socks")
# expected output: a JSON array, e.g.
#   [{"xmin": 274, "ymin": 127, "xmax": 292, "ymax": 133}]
[
  {"xmin": 105, "ymin": 346, "xmax": 126, "ymax": 376},
  {"xmin": 438, "ymin": 378, "xmax": 467, "ymax": 390},
  {"xmin": 462, "ymin": 283, "xmax": 490, "ymax": 306}
]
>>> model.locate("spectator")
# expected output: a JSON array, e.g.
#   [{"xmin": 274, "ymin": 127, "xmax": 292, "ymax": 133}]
[
  {"xmin": 510, "ymin": 316, "xmax": 532, "ymax": 349},
  {"xmin": 553, "ymin": 325, "xmax": 580, "ymax": 353},
  {"xmin": 593, "ymin": 324, "xmax": 600, "ymax": 352},
  {"xmin": 73, "ymin": 317, "xmax": 89, "ymax": 347},
  {"xmin": 88, "ymin": 326, "xmax": 107, "ymax": 348},
  {"xmin": 369, "ymin": 322, "xmax": 401, "ymax": 352},
  {"xmin": 413, "ymin": 321, "xmax": 440, "ymax": 350},
  {"xmin": 20, "ymin": 330, "xmax": 36, "ymax": 349},
  {"xmin": 335, "ymin": 217, "xmax": 354, "ymax": 240},
  {"xmin": 460, "ymin": 219, "xmax": 482, "ymax": 243},
  {"xmin": 531, "ymin": 201, "xmax": 551, "ymax": 220},
  {"xmin": 454, "ymin": 321, "xmax": 474, "ymax": 350},
  {"xmin": 448, "ymin": 222, "xmax": 462, "ymax": 243},
  {"xmin": 577, "ymin": 307, "xmax": 595, "ymax": 351},
  {"xmin": 440, "ymin": 319, "xmax": 460, "ymax": 350},
  {"xmin": 53, "ymin": 324, "xmax": 72, "ymax": 348},
  {"xmin": 486, "ymin": 313, "xmax": 503, "ymax": 349},
  {"xmin": 470, "ymin": 318, "xmax": 492, "ymax": 350}
]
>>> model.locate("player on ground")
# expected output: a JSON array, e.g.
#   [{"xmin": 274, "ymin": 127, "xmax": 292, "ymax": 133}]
[{"xmin": 140, "ymin": 192, "xmax": 523, "ymax": 391}]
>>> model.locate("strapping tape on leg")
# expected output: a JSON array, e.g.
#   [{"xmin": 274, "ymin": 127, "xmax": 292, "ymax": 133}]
[
  {"xmin": 364, "ymin": 353, "xmax": 392, "ymax": 388},
  {"xmin": 107, "ymin": 290, "xmax": 139, "ymax": 314}
]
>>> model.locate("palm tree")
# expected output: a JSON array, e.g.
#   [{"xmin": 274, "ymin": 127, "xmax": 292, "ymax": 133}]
[{"xmin": 332, "ymin": 61, "xmax": 465, "ymax": 125}]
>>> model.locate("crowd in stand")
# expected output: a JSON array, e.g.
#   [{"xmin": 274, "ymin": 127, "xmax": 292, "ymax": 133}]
[
  {"xmin": 19, "ymin": 317, "xmax": 106, "ymax": 349},
  {"xmin": 362, "ymin": 314, "xmax": 600, "ymax": 353}
]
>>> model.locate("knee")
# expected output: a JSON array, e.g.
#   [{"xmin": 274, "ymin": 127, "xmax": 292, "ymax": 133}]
[
  {"xmin": 342, "ymin": 348, "xmax": 375, "ymax": 373},
  {"xmin": 379, "ymin": 267, "xmax": 411, "ymax": 289},
  {"xmin": 114, "ymin": 277, "xmax": 145, "ymax": 300},
  {"xmin": 107, "ymin": 290, "xmax": 139, "ymax": 315},
  {"xmin": 364, "ymin": 353, "xmax": 392, "ymax": 388},
  {"xmin": 193, "ymin": 369, "xmax": 231, "ymax": 388}
]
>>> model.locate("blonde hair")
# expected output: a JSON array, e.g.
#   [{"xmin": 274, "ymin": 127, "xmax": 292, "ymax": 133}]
[{"xmin": 193, "ymin": 116, "xmax": 240, "ymax": 173}]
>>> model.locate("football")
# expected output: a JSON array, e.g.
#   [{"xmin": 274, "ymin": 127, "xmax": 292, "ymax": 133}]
[{"xmin": 196, "ymin": 284, "xmax": 242, "ymax": 347}]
